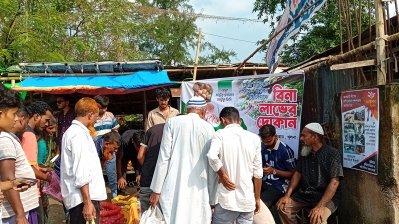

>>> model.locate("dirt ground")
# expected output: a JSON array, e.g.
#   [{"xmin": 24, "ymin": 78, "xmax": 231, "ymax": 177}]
[{"xmin": 47, "ymin": 198, "xmax": 66, "ymax": 224}]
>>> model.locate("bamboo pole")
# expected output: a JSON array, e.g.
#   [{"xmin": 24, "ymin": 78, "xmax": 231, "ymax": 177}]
[
  {"xmin": 166, "ymin": 66, "xmax": 271, "ymax": 73},
  {"xmin": 291, "ymin": 31, "xmax": 399, "ymax": 73},
  {"xmin": 193, "ymin": 30, "xmax": 202, "ymax": 81},
  {"xmin": 375, "ymin": 0, "xmax": 387, "ymax": 85}
]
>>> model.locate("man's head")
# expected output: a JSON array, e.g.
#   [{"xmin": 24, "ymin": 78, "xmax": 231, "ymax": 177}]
[
  {"xmin": 259, "ymin": 124, "xmax": 278, "ymax": 149},
  {"xmin": 12, "ymin": 107, "xmax": 29, "ymax": 135},
  {"xmin": 102, "ymin": 131, "xmax": 121, "ymax": 160},
  {"xmin": 219, "ymin": 107, "xmax": 240, "ymax": 127},
  {"xmin": 93, "ymin": 95, "xmax": 109, "ymax": 116},
  {"xmin": 26, "ymin": 101, "xmax": 53, "ymax": 132},
  {"xmin": 56, "ymin": 95, "xmax": 71, "ymax": 110},
  {"xmin": 300, "ymin": 122, "xmax": 325, "ymax": 156},
  {"xmin": 0, "ymin": 85, "xmax": 21, "ymax": 132},
  {"xmin": 44, "ymin": 117, "xmax": 57, "ymax": 136},
  {"xmin": 155, "ymin": 88, "xmax": 171, "ymax": 110},
  {"xmin": 132, "ymin": 131, "xmax": 145, "ymax": 150},
  {"xmin": 186, "ymin": 96, "xmax": 207, "ymax": 119},
  {"xmin": 75, "ymin": 97, "xmax": 99, "ymax": 127}
]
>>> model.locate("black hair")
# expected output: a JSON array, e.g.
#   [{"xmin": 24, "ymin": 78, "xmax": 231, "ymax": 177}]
[
  {"xmin": 155, "ymin": 88, "xmax": 171, "ymax": 99},
  {"xmin": 93, "ymin": 95, "xmax": 110, "ymax": 107},
  {"xmin": 258, "ymin": 124, "xmax": 276, "ymax": 138},
  {"xmin": 25, "ymin": 101, "xmax": 52, "ymax": 118},
  {"xmin": 132, "ymin": 130, "xmax": 145, "ymax": 149},
  {"xmin": 0, "ymin": 84, "xmax": 21, "ymax": 109},
  {"xmin": 57, "ymin": 95, "xmax": 71, "ymax": 102},
  {"xmin": 16, "ymin": 106, "xmax": 28, "ymax": 118},
  {"xmin": 103, "ymin": 131, "xmax": 121, "ymax": 146},
  {"xmin": 219, "ymin": 107, "xmax": 240, "ymax": 122}
]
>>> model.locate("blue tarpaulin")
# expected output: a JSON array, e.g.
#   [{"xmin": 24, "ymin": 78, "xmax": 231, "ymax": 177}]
[{"xmin": 15, "ymin": 70, "xmax": 173, "ymax": 95}]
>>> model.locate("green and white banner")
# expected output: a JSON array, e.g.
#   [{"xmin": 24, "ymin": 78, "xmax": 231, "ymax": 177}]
[{"xmin": 181, "ymin": 71, "xmax": 304, "ymax": 157}]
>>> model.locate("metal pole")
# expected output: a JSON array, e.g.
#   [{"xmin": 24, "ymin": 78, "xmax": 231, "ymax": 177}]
[{"xmin": 375, "ymin": 0, "xmax": 387, "ymax": 85}]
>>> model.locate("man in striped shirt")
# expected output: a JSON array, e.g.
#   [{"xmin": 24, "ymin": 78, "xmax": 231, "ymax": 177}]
[
  {"xmin": 93, "ymin": 95, "xmax": 119, "ymax": 198},
  {"xmin": 0, "ymin": 85, "xmax": 39, "ymax": 224}
]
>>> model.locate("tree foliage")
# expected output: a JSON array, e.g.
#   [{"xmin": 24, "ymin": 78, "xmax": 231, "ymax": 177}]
[
  {"xmin": 253, "ymin": 0, "xmax": 373, "ymax": 65},
  {"xmin": 0, "ymin": 0, "xmax": 236, "ymax": 67},
  {"xmin": 198, "ymin": 42, "xmax": 237, "ymax": 64}
]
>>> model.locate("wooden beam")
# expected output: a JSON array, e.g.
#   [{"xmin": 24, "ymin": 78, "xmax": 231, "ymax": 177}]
[
  {"xmin": 330, "ymin": 59, "xmax": 376, "ymax": 70},
  {"xmin": 0, "ymin": 77, "xmax": 22, "ymax": 81},
  {"xmin": 143, "ymin": 91, "xmax": 148, "ymax": 130}
]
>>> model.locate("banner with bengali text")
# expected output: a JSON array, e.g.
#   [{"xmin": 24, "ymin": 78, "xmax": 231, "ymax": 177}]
[
  {"xmin": 181, "ymin": 71, "xmax": 304, "ymax": 157},
  {"xmin": 341, "ymin": 88, "xmax": 379, "ymax": 175}
]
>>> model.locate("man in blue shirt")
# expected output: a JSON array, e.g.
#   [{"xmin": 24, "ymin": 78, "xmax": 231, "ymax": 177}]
[
  {"xmin": 93, "ymin": 95, "xmax": 119, "ymax": 198},
  {"xmin": 259, "ymin": 124, "xmax": 296, "ymax": 208}
]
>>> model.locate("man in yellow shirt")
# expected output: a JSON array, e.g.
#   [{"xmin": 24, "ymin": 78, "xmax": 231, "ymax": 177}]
[{"xmin": 145, "ymin": 88, "xmax": 179, "ymax": 131}]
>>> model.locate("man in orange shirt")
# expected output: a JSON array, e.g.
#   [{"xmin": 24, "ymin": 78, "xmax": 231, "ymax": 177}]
[{"xmin": 22, "ymin": 101, "xmax": 53, "ymax": 223}]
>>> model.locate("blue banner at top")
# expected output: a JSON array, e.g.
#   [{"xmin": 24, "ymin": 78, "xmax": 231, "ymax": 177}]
[{"xmin": 266, "ymin": 0, "xmax": 327, "ymax": 73}]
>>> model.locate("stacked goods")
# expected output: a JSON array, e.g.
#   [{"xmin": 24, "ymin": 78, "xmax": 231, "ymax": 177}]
[
  {"xmin": 112, "ymin": 195, "xmax": 140, "ymax": 224},
  {"xmin": 100, "ymin": 201, "xmax": 125, "ymax": 224}
]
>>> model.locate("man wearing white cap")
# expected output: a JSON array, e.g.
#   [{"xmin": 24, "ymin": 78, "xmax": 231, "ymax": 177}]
[
  {"xmin": 276, "ymin": 123, "xmax": 343, "ymax": 224},
  {"xmin": 149, "ymin": 96, "xmax": 217, "ymax": 224}
]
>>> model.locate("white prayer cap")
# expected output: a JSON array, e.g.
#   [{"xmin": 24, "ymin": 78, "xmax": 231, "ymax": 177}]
[
  {"xmin": 304, "ymin": 122, "xmax": 324, "ymax": 135},
  {"xmin": 186, "ymin": 96, "xmax": 207, "ymax": 108}
]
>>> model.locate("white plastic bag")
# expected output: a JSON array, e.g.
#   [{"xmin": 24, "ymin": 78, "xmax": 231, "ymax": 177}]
[
  {"xmin": 139, "ymin": 206, "xmax": 166, "ymax": 224},
  {"xmin": 253, "ymin": 201, "xmax": 275, "ymax": 224}
]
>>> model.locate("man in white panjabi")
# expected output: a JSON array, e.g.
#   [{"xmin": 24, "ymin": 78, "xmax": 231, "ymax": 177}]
[{"xmin": 149, "ymin": 96, "xmax": 217, "ymax": 224}]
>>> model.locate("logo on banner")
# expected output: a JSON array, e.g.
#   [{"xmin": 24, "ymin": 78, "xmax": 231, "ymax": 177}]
[{"xmin": 367, "ymin": 91, "xmax": 375, "ymax": 99}]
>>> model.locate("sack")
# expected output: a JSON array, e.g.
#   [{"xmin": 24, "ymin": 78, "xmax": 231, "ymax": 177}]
[
  {"xmin": 253, "ymin": 201, "xmax": 275, "ymax": 224},
  {"xmin": 100, "ymin": 201, "xmax": 125, "ymax": 224},
  {"xmin": 111, "ymin": 195, "xmax": 140, "ymax": 224},
  {"xmin": 139, "ymin": 206, "xmax": 165, "ymax": 224}
]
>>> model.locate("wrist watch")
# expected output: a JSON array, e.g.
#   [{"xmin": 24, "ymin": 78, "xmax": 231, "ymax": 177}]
[{"xmin": 272, "ymin": 169, "xmax": 277, "ymax": 175}]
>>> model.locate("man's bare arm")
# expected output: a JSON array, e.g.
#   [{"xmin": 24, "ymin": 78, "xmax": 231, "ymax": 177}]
[
  {"xmin": 285, "ymin": 170, "xmax": 302, "ymax": 197},
  {"xmin": 137, "ymin": 145, "xmax": 147, "ymax": 166},
  {"xmin": 0, "ymin": 159, "xmax": 26, "ymax": 218},
  {"xmin": 80, "ymin": 184, "xmax": 96, "ymax": 220},
  {"xmin": 316, "ymin": 177, "xmax": 340, "ymax": 207},
  {"xmin": 31, "ymin": 165, "xmax": 51, "ymax": 182}
]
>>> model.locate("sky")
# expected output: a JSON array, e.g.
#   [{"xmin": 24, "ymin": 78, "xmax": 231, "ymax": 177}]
[{"xmin": 189, "ymin": 0, "xmax": 271, "ymax": 64}]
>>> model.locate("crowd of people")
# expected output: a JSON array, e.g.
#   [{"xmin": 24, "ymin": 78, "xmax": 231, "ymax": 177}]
[{"xmin": 0, "ymin": 85, "xmax": 343, "ymax": 224}]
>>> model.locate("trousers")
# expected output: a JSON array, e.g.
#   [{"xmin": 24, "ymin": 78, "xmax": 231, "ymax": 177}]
[{"xmin": 278, "ymin": 198, "xmax": 336, "ymax": 224}]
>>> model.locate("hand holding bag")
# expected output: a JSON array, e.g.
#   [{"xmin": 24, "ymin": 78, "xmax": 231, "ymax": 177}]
[{"xmin": 139, "ymin": 206, "xmax": 165, "ymax": 224}]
